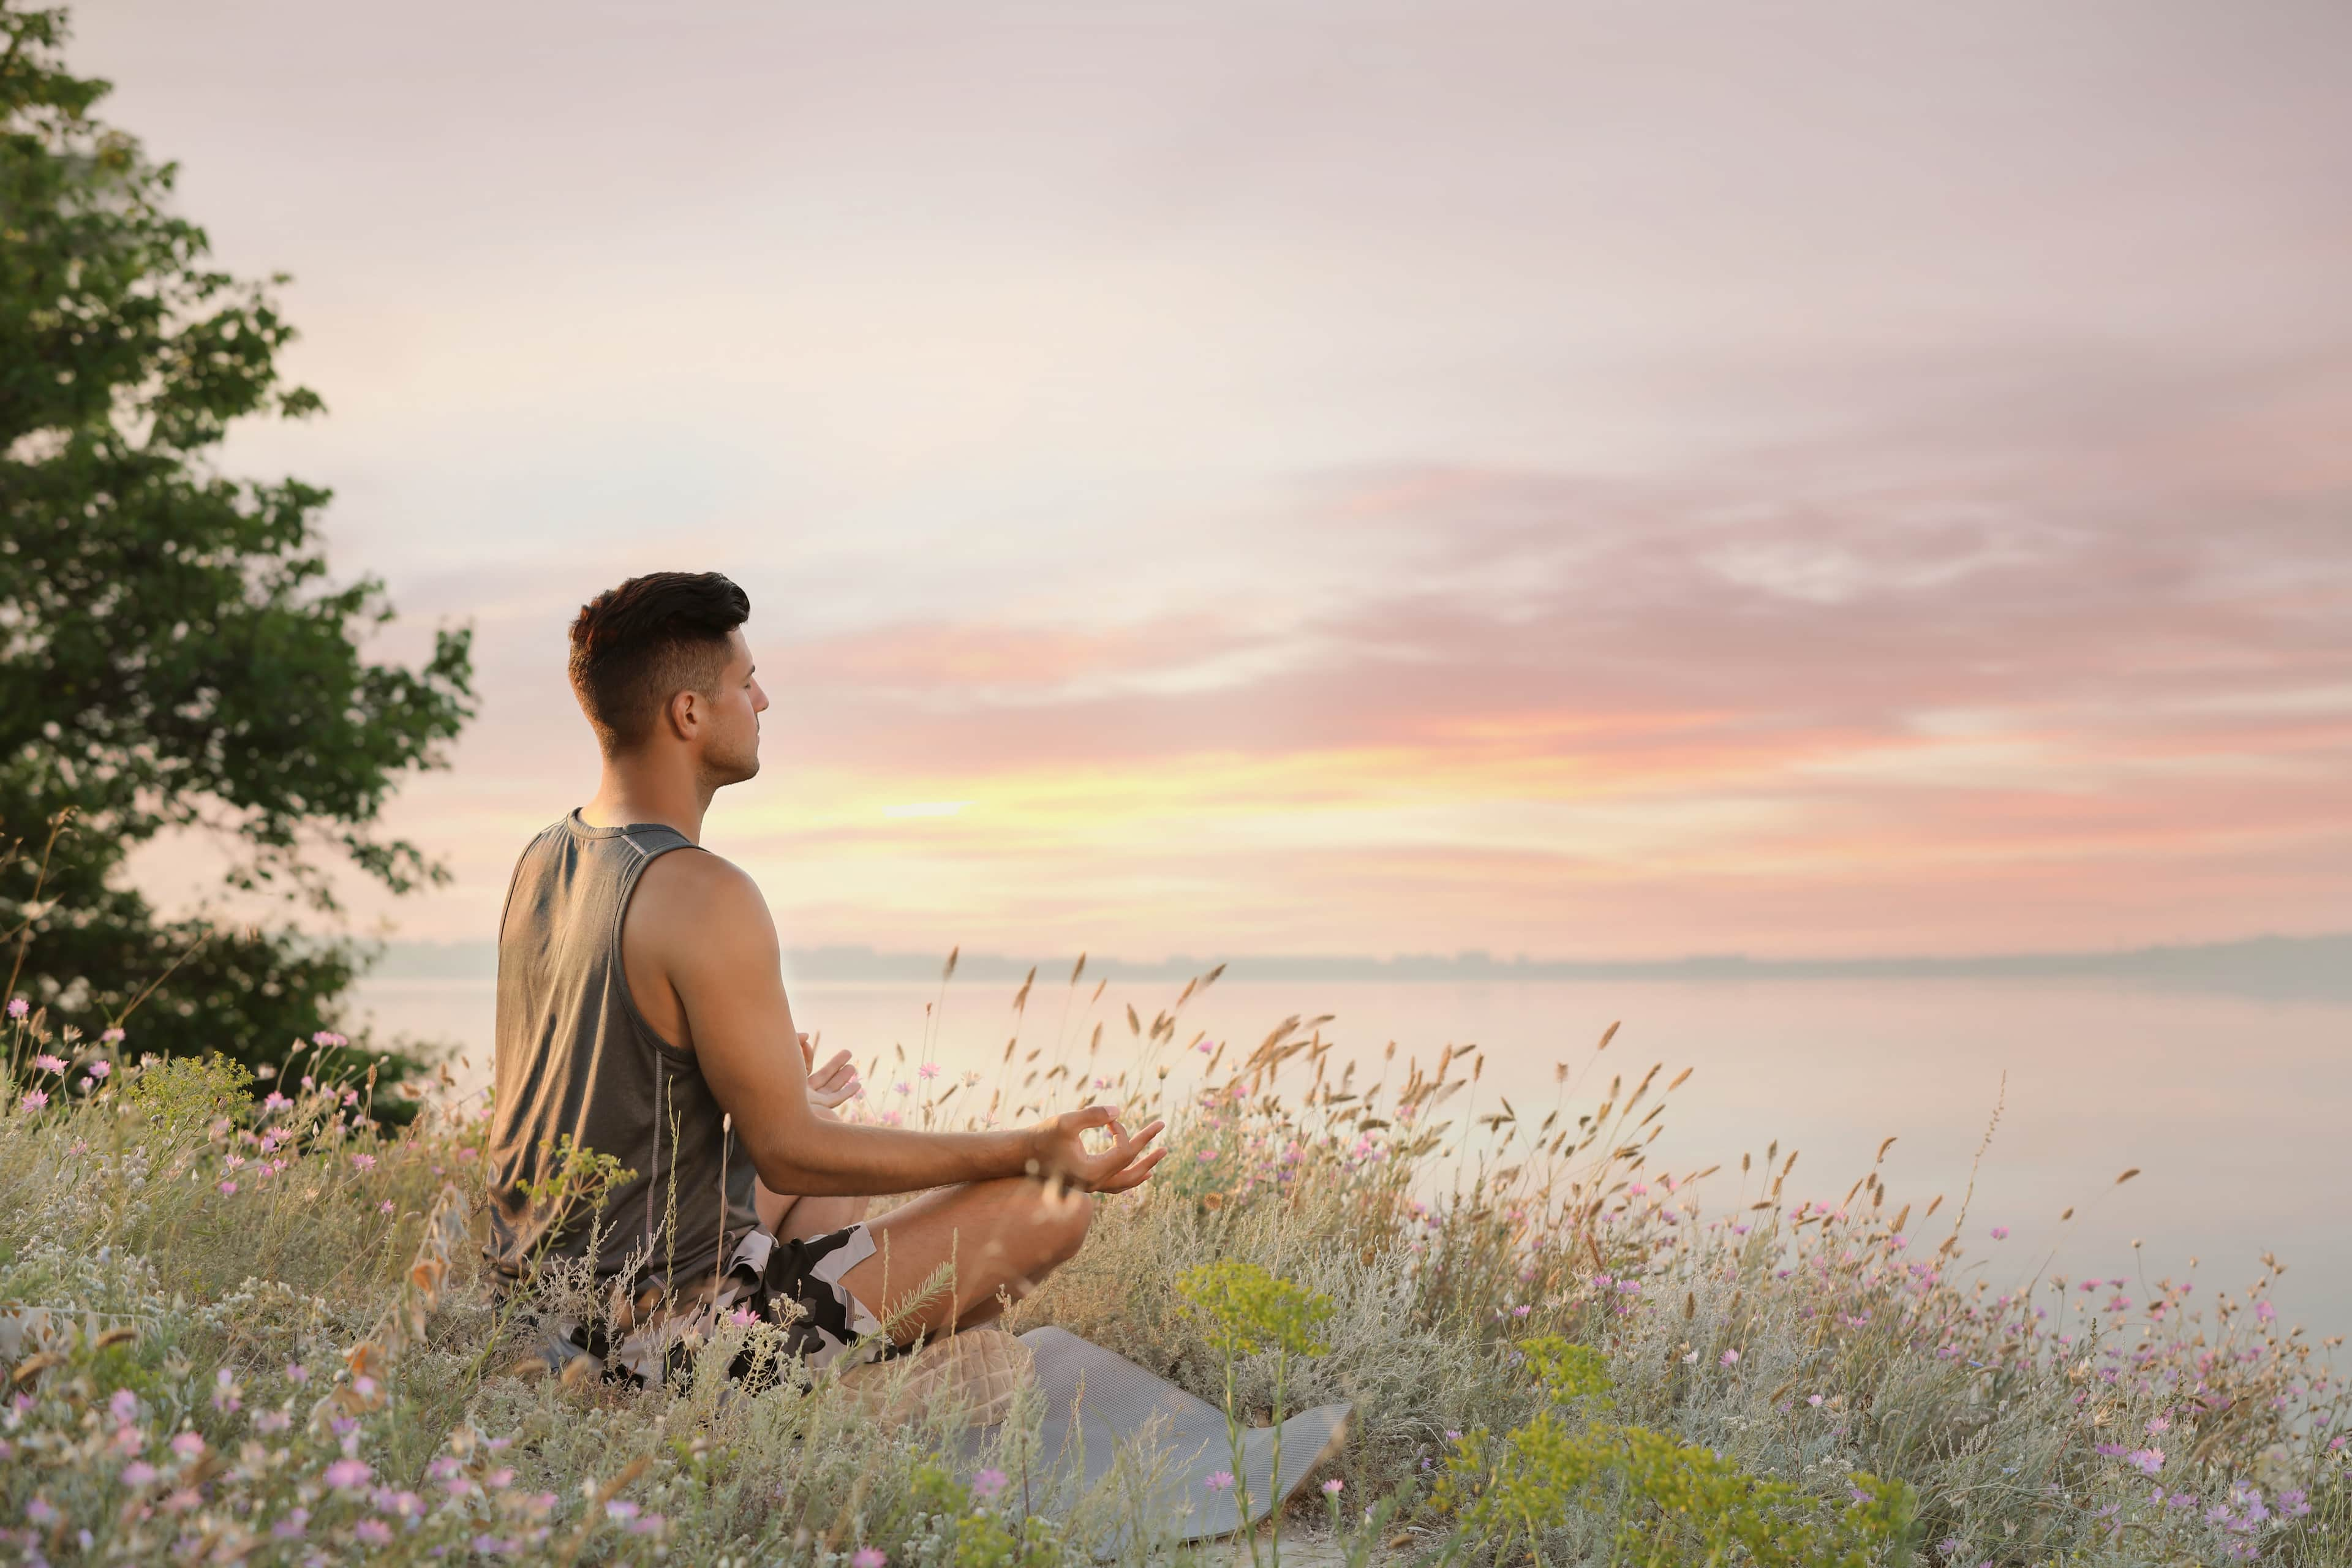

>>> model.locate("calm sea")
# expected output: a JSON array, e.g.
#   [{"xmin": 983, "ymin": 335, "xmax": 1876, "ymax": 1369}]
[{"xmin": 352, "ymin": 970, "xmax": 2352, "ymax": 1339}]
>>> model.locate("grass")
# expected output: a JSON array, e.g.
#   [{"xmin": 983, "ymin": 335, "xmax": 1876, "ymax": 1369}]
[{"xmin": 2, "ymin": 970, "xmax": 2348, "ymax": 1566}]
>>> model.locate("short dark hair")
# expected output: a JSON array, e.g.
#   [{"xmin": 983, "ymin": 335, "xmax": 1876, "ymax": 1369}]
[{"xmin": 567, "ymin": 572, "xmax": 751, "ymax": 750}]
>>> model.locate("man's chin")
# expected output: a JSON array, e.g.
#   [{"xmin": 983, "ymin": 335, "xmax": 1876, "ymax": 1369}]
[{"xmin": 703, "ymin": 752, "xmax": 761, "ymax": 790}]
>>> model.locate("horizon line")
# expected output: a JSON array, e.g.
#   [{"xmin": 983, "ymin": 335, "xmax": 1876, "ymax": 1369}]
[{"xmin": 366, "ymin": 930, "xmax": 2352, "ymax": 1001}]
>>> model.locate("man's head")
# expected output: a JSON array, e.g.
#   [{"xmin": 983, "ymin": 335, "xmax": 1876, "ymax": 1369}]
[{"xmin": 568, "ymin": 572, "xmax": 765, "ymax": 782}]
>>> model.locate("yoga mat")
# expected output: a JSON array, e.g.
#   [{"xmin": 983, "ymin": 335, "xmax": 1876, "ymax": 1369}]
[{"xmin": 970, "ymin": 1326, "xmax": 1351, "ymax": 1545}]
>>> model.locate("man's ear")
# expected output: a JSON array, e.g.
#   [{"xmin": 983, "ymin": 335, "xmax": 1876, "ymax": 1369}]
[{"xmin": 665, "ymin": 687, "xmax": 701, "ymax": 742}]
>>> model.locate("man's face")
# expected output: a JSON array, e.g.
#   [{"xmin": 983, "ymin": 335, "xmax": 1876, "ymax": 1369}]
[{"xmin": 696, "ymin": 628, "xmax": 767, "ymax": 786}]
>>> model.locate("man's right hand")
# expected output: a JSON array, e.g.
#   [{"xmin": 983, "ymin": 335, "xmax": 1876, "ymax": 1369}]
[{"xmin": 1028, "ymin": 1106, "xmax": 1167, "ymax": 1193}]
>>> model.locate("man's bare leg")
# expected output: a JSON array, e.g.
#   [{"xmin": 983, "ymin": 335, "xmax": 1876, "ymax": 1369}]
[
  {"xmin": 835, "ymin": 1177, "xmax": 1092, "ymax": 1344},
  {"xmin": 756, "ymin": 1176, "xmax": 870, "ymax": 1242}
]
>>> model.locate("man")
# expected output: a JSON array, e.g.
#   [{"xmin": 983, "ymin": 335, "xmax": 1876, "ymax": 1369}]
[{"xmin": 486, "ymin": 571, "xmax": 1163, "ymax": 1377}]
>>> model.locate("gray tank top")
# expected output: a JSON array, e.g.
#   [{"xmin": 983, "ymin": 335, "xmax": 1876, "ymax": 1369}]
[{"xmin": 484, "ymin": 812, "xmax": 756, "ymax": 1291}]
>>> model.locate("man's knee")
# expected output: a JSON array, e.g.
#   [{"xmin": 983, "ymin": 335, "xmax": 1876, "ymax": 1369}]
[{"xmin": 1029, "ymin": 1183, "xmax": 1093, "ymax": 1268}]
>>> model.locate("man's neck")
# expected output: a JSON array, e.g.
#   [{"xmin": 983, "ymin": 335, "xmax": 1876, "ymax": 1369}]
[{"xmin": 580, "ymin": 753, "xmax": 711, "ymax": 843}]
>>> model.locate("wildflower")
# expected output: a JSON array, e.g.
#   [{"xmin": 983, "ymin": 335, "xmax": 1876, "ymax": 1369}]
[
  {"xmin": 851, "ymin": 1550, "xmax": 888, "ymax": 1568},
  {"xmin": 1807, "ymin": 1394, "xmax": 1825, "ymax": 1408},
  {"xmin": 1721, "ymin": 1349, "xmax": 1740, "ymax": 1365},
  {"xmin": 2147, "ymin": 1415, "xmax": 2170, "ymax": 1435},
  {"xmin": 217, "ymin": 1180, "xmax": 237, "ymax": 1195},
  {"xmin": 101, "ymin": 1027, "xmax": 124, "ymax": 1042},
  {"xmin": 726, "ymin": 1307, "xmax": 758, "ymax": 1326},
  {"xmin": 486, "ymin": 1469, "xmax": 514, "ymax": 1491},
  {"xmin": 892, "ymin": 1081, "xmax": 910, "ymax": 1096},
  {"xmin": 325, "ymin": 1458, "xmax": 372, "ymax": 1490},
  {"xmin": 271, "ymin": 1508, "xmax": 309, "ymax": 1540},
  {"xmin": 6, "ymin": 997, "xmax": 25, "ymax": 1019},
  {"xmin": 26, "ymin": 1498, "xmax": 57, "ymax": 1525},
  {"xmin": 2128, "ymin": 1447, "xmax": 2165, "ymax": 1476},
  {"xmin": 1322, "ymin": 1477, "xmax": 1344, "ymax": 1495},
  {"xmin": 1196, "ymin": 1039, "xmax": 1215, "ymax": 1054},
  {"xmin": 262, "ymin": 1091, "xmax": 292, "ymax": 1112},
  {"xmin": 122, "ymin": 1461, "xmax": 157, "ymax": 1487},
  {"xmin": 351, "ymin": 1153, "xmax": 375, "ymax": 1171},
  {"xmin": 170, "ymin": 1432, "xmax": 205, "ymax": 1460},
  {"xmin": 1093, "ymin": 1076, "xmax": 1111, "ymax": 1089},
  {"xmin": 1991, "ymin": 1226, "xmax": 2009, "ymax": 1240},
  {"xmin": 1512, "ymin": 1305, "xmax": 1531, "ymax": 1318},
  {"xmin": 255, "ymin": 1409, "xmax": 290, "ymax": 1434},
  {"xmin": 87, "ymin": 1060, "xmax": 111, "ymax": 1079},
  {"xmin": 32, "ymin": 1053, "xmax": 64, "ymax": 1074},
  {"xmin": 918, "ymin": 1063, "xmax": 939, "ymax": 1080},
  {"xmin": 18, "ymin": 1089, "xmax": 47, "ymax": 1112},
  {"xmin": 606, "ymin": 1501, "xmax": 639, "ymax": 1521},
  {"xmin": 1205, "ymin": 1471, "xmax": 1234, "ymax": 1492},
  {"xmin": 110, "ymin": 1389, "xmax": 139, "ymax": 1424},
  {"xmin": 312, "ymin": 1030, "xmax": 347, "ymax": 1047},
  {"xmin": 286, "ymin": 1363, "xmax": 308, "ymax": 1384},
  {"xmin": 354, "ymin": 1518, "xmax": 393, "ymax": 1545},
  {"xmin": 2256, "ymin": 1300, "xmax": 2277, "ymax": 1324},
  {"xmin": 630, "ymin": 1516, "xmax": 666, "ymax": 1537},
  {"xmin": 972, "ymin": 1468, "xmax": 1008, "ymax": 1499}
]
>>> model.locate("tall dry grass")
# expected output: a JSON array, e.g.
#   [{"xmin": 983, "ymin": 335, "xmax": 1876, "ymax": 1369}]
[{"xmin": 2, "ymin": 965, "xmax": 2346, "ymax": 1566}]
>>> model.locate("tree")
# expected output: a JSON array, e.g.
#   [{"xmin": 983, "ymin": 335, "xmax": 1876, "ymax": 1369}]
[{"xmin": 1, "ymin": 3, "xmax": 473, "ymax": 1077}]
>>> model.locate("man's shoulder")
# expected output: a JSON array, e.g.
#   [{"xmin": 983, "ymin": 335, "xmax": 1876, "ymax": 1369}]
[{"xmin": 628, "ymin": 844, "xmax": 770, "ymax": 937}]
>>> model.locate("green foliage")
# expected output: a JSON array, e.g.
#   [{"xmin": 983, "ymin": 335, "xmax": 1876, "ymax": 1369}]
[
  {"xmin": 1176, "ymin": 1260, "xmax": 1336, "ymax": 1568},
  {"xmin": 1432, "ymin": 1337, "xmax": 1918, "ymax": 1568},
  {"xmin": 1176, "ymin": 1259, "xmax": 1333, "ymax": 1361},
  {"xmin": 911, "ymin": 1462, "xmax": 1065, "ymax": 1568},
  {"xmin": 118, "ymin": 1051, "xmax": 250, "ymax": 1130},
  {"xmin": 0, "ymin": 2, "xmax": 473, "ymax": 1072}
]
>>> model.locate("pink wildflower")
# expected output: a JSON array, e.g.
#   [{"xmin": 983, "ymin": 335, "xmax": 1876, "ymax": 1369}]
[
  {"xmin": 852, "ymin": 1551, "xmax": 888, "ymax": 1568},
  {"xmin": 1322, "ymin": 1478, "xmax": 1344, "ymax": 1495},
  {"xmin": 350, "ymin": 1153, "xmax": 375, "ymax": 1171},
  {"xmin": 325, "ymin": 1458, "xmax": 372, "ymax": 1490},
  {"xmin": 973, "ymin": 1468, "xmax": 1008, "ymax": 1499},
  {"xmin": 32, "ymin": 1053, "xmax": 64, "ymax": 1074},
  {"xmin": 18, "ymin": 1090, "xmax": 47, "ymax": 1112},
  {"xmin": 1205, "ymin": 1471, "xmax": 1234, "ymax": 1492}
]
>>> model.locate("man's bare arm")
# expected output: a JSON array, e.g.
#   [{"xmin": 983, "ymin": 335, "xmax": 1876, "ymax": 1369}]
[{"xmin": 631, "ymin": 852, "xmax": 1164, "ymax": 1198}]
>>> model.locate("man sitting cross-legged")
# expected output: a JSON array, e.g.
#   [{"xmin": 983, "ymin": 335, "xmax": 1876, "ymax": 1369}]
[{"xmin": 485, "ymin": 571, "xmax": 1165, "ymax": 1379}]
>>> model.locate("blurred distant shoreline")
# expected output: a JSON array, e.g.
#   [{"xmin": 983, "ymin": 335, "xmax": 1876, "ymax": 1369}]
[{"xmin": 368, "ymin": 932, "xmax": 2351, "ymax": 1001}]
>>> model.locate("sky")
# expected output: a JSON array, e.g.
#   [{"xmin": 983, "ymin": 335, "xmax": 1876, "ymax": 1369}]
[{"xmin": 74, "ymin": 0, "xmax": 2352, "ymax": 961}]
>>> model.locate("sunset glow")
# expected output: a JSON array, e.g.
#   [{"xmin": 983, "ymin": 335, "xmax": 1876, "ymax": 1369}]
[{"xmin": 85, "ymin": 1, "xmax": 2350, "ymax": 960}]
